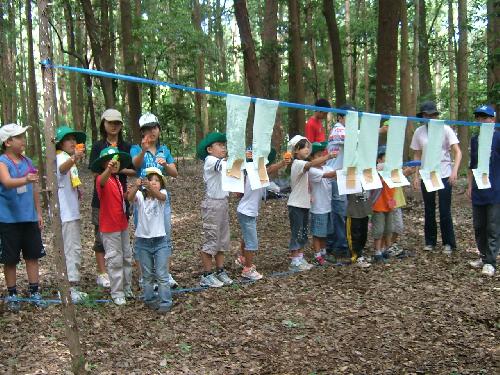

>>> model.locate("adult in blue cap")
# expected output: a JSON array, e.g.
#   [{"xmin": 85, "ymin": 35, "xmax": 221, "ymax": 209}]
[
  {"xmin": 410, "ymin": 101, "xmax": 462, "ymax": 255},
  {"xmin": 467, "ymin": 105, "xmax": 499, "ymax": 276}
]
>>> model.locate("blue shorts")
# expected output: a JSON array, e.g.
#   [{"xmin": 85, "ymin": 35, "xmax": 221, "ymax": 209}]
[
  {"xmin": 310, "ymin": 212, "xmax": 334, "ymax": 238},
  {"xmin": 237, "ymin": 212, "xmax": 258, "ymax": 251}
]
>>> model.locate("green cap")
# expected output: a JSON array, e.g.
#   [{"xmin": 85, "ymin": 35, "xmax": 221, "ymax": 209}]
[
  {"xmin": 311, "ymin": 141, "xmax": 328, "ymax": 155},
  {"xmin": 90, "ymin": 146, "xmax": 132, "ymax": 173},
  {"xmin": 196, "ymin": 132, "xmax": 227, "ymax": 160},
  {"xmin": 55, "ymin": 125, "xmax": 86, "ymax": 144}
]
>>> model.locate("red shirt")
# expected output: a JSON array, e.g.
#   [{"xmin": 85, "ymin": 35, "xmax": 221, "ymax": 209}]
[
  {"xmin": 96, "ymin": 175, "xmax": 128, "ymax": 232},
  {"xmin": 305, "ymin": 116, "xmax": 326, "ymax": 142}
]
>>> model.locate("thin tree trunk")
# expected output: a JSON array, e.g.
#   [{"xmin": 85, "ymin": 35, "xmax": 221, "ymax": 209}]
[
  {"xmin": 323, "ymin": 0, "xmax": 346, "ymax": 106},
  {"xmin": 447, "ymin": 0, "xmax": 457, "ymax": 119},
  {"xmin": 456, "ymin": 0, "xmax": 469, "ymax": 169},
  {"xmin": 0, "ymin": 2, "xmax": 16, "ymax": 124},
  {"xmin": 215, "ymin": 0, "xmax": 228, "ymax": 82},
  {"xmin": 305, "ymin": 1, "xmax": 319, "ymax": 100},
  {"xmin": 38, "ymin": 2, "xmax": 86, "ymax": 374},
  {"xmin": 412, "ymin": 0, "xmax": 420, "ymax": 112},
  {"xmin": 101, "ymin": 0, "xmax": 116, "ymax": 104},
  {"xmin": 361, "ymin": 0, "xmax": 370, "ymax": 111},
  {"xmin": 418, "ymin": 0, "xmax": 433, "ymax": 101},
  {"xmin": 345, "ymin": 0, "xmax": 353, "ymax": 101},
  {"xmin": 487, "ymin": 0, "xmax": 499, "ymax": 122},
  {"xmin": 400, "ymin": 0, "xmax": 412, "ymax": 160},
  {"xmin": 18, "ymin": 1, "xmax": 28, "ymax": 151},
  {"xmin": 288, "ymin": 0, "xmax": 305, "ymax": 136}
]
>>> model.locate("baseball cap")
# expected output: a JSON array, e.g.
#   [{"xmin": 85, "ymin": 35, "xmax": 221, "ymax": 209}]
[
  {"xmin": 139, "ymin": 113, "xmax": 160, "ymax": 128},
  {"xmin": 473, "ymin": 105, "xmax": 496, "ymax": 118},
  {"xmin": 101, "ymin": 109, "xmax": 123, "ymax": 123},
  {"xmin": 417, "ymin": 101, "xmax": 439, "ymax": 118},
  {"xmin": 0, "ymin": 123, "xmax": 30, "ymax": 144},
  {"xmin": 314, "ymin": 98, "xmax": 331, "ymax": 109}
]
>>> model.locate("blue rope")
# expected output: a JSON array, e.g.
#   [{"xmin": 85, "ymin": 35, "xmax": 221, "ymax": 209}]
[{"xmin": 40, "ymin": 60, "xmax": 500, "ymax": 128}]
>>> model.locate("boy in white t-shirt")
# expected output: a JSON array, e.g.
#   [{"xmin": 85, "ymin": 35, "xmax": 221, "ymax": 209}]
[
  {"xmin": 308, "ymin": 142, "xmax": 336, "ymax": 265},
  {"xmin": 287, "ymin": 135, "xmax": 335, "ymax": 272},
  {"xmin": 196, "ymin": 132, "xmax": 233, "ymax": 288},
  {"xmin": 55, "ymin": 126, "xmax": 88, "ymax": 303},
  {"xmin": 235, "ymin": 148, "xmax": 289, "ymax": 281}
]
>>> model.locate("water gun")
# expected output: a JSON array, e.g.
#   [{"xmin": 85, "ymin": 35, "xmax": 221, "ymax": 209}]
[
  {"xmin": 112, "ymin": 154, "xmax": 120, "ymax": 162},
  {"xmin": 283, "ymin": 151, "xmax": 292, "ymax": 162},
  {"xmin": 75, "ymin": 143, "xmax": 85, "ymax": 152}
]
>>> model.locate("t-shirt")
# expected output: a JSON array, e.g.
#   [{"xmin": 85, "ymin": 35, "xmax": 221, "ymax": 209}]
[
  {"xmin": 134, "ymin": 189, "xmax": 167, "ymax": 238},
  {"xmin": 0, "ymin": 154, "xmax": 38, "ymax": 223},
  {"xmin": 89, "ymin": 139, "xmax": 132, "ymax": 209},
  {"xmin": 305, "ymin": 116, "xmax": 326, "ymax": 143},
  {"xmin": 96, "ymin": 174, "xmax": 128, "ymax": 232},
  {"xmin": 347, "ymin": 190, "xmax": 374, "ymax": 219},
  {"xmin": 130, "ymin": 144, "xmax": 175, "ymax": 178},
  {"xmin": 237, "ymin": 176, "xmax": 264, "ymax": 217},
  {"xmin": 326, "ymin": 122, "xmax": 345, "ymax": 171},
  {"xmin": 469, "ymin": 129, "xmax": 500, "ymax": 205},
  {"xmin": 308, "ymin": 166, "xmax": 333, "ymax": 214},
  {"xmin": 372, "ymin": 181, "xmax": 395, "ymax": 213},
  {"xmin": 204, "ymin": 155, "xmax": 229, "ymax": 200},
  {"xmin": 56, "ymin": 152, "xmax": 80, "ymax": 223},
  {"xmin": 288, "ymin": 159, "xmax": 310, "ymax": 209},
  {"xmin": 410, "ymin": 125, "xmax": 459, "ymax": 178}
]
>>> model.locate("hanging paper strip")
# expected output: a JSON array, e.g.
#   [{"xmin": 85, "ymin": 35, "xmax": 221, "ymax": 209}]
[
  {"xmin": 419, "ymin": 119, "xmax": 445, "ymax": 192},
  {"xmin": 220, "ymin": 160, "xmax": 244, "ymax": 193},
  {"xmin": 357, "ymin": 112, "xmax": 382, "ymax": 190},
  {"xmin": 339, "ymin": 111, "xmax": 360, "ymax": 191},
  {"xmin": 472, "ymin": 122, "xmax": 495, "ymax": 189},
  {"xmin": 225, "ymin": 94, "xmax": 251, "ymax": 179},
  {"xmin": 250, "ymin": 98, "xmax": 279, "ymax": 188},
  {"xmin": 380, "ymin": 116, "xmax": 410, "ymax": 188}
]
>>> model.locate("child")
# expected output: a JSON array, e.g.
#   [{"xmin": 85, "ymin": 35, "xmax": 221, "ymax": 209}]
[
  {"xmin": 91, "ymin": 146, "xmax": 133, "ymax": 305},
  {"xmin": 0, "ymin": 123, "xmax": 46, "ymax": 311},
  {"xmin": 308, "ymin": 142, "xmax": 336, "ymax": 265},
  {"xmin": 287, "ymin": 135, "xmax": 335, "ymax": 271},
  {"xmin": 55, "ymin": 125, "xmax": 88, "ymax": 303},
  {"xmin": 128, "ymin": 167, "xmax": 172, "ymax": 312},
  {"xmin": 371, "ymin": 146, "xmax": 396, "ymax": 262},
  {"xmin": 196, "ymin": 132, "xmax": 233, "ymax": 288},
  {"xmin": 235, "ymin": 148, "xmax": 290, "ymax": 281}
]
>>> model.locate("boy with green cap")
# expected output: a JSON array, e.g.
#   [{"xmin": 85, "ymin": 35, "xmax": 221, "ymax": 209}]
[
  {"xmin": 91, "ymin": 146, "xmax": 133, "ymax": 305},
  {"xmin": 55, "ymin": 125, "xmax": 88, "ymax": 303},
  {"xmin": 196, "ymin": 132, "xmax": 233, "ymax": 288}
]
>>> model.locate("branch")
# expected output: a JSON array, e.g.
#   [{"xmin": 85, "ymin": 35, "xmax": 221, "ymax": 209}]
[
  {"xmin": 427, "ymin": 0, "xmax": 445, "ymax": 37},
  {"xmin": 48, "ymin": 18, "xmax": 86, "ymax": 66}
]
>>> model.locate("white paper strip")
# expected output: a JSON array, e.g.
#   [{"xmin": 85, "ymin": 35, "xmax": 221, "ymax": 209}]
[
  {"xmin": 472, "ymin": 122, "xmax": 495, "ymax": 189},
  {"xmin": 221, "ymin": 160, "xmax": 244, "ymax": 193},
  {"xmin": 226, "ymin": 94, "xmax": 251, "ymax": 171},
  {"xmin": 337, "ymin": 168, "xmax": 363, "ymax": 195},
  {"xmin": 251, "ymin": 98, "xmax": 279, "ymax": 165}
]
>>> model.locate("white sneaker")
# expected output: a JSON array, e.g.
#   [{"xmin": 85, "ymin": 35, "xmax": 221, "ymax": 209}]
[
  {"xmin": 355, "ymin": 256, "xmax": 371, "ymax": 268},
  {"xmin": 96, "ymin": 273, "xmax": 111, "ymax": 288},
  {"xmin": 113, "ymin": 297, "xmax": 127, "ymax": 306},
  {"xmin": 289, "ymin": 258, "xmax": 314, "ymax": 272},
  {"xmin": 167, "ymin": 274, "xmax": 179, "ymax": 289},
  {"xmin": 200, "ymin": 273, "xmax": 224, "ymax": 288},
  {"xmin": 481, "ymin": 264, "xmax": 495, "ymax": 277},
  {"xmin": 443, "ymin": 245, "xmax": 453, "ymax": 255},
  {"xmin": 241, "ymin": 265, "xmax": 263, "ymax": 281},
  {"xmin": 215, "ymin": 270, "xmax": 234, "ymax": 285},
  {"xmin": 385, "ymin": 244, "xmax": 403, "ymax": 257},
  {"xmin": 423, "ymin": 245, "xmax": 435, "ymax": 252},
  {"xmin": 70, "ymin": 288, "xmax": 88, "ymax": 304},
  {"xmin": 469, "ymin": 259, "xmax": 484, "ymax": 269}
]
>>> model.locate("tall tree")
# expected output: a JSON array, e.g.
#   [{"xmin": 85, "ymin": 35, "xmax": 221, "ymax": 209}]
[
  {"xmin": 0, "ymin": 1, "xmax": 16, "ymax": 124},
  {"xmin": 456, "ymin": 0, "xmax": 469, "ymax": 168},
  {"xmin": 375, "ymin": 0, "xmax": 401, "ymax": 115},
  {"xmin": 400, "ymin": 0, "xmax": 412, "ymax": 160},
  {"xmin": 487, "ymin": 0, "xmax": 499, "ymax": 122},
  {"xmin": 305, "ymin": 1, "xmax": 319, "ymax": 100},
  {"xmin": 447, "ymin": 0, "xmax": 457, "ymax": 119},
  {"xmin": 120, "ymin": 0, "xmax": 141, "ymax": 142},
  {"xmin": 412, "ymin": 0, "xmax": 420, "ymax": 112},
  {"xmin": 345, "ymin": 0, "xmax": 354, "ymax": 102},
  {"xmin": 323, "ymin": 0, "xmax": 346, "ymax": 106},
  {"xmin": 418, "ymin": 0, "xmax": 433, "ymax": 101},
  {"xmin": 288, "ymin": 0, "xmax": 306, "ymax": 136}
]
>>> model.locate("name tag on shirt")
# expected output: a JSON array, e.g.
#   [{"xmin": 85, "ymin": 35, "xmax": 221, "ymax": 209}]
[{"xmin": 17, "ymin": 185, "xmax": 27, "ymax": 194}]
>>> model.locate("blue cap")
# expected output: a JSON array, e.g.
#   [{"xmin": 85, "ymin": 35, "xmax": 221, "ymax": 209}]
[{"xmin": 473, "ymin": 105, "xmax": 496, "ymax": 118}]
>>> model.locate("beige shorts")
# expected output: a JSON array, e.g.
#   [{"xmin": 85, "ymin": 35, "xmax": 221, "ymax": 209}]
[{"xmin": 201, "ymin": 197, "xmax": 230, "ymax": 255}]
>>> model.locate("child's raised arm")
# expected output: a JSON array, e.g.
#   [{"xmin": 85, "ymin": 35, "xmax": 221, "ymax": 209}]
[
  {"xmin": 99, "ymin": 159, "xmax": 118, "ymax": 187},
  {"xmin": 127, "ymin": 178, "xmax": 141, "ymax": 202},
  {"xmin": 304, "ymin": 152, "xmax": 335, "ymax": 172},
  {"xmin": 323, "ymin": 170, "xmax": 337, "ymax": 179}
]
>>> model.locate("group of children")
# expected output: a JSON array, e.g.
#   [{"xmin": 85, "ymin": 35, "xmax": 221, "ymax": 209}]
[{"xmin": 0, "ymin": 103, "xmax": 498, "ymax": 313}]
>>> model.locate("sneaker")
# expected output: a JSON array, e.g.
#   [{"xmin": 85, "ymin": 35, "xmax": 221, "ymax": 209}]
[
  {"xmin": 200, "ymin": 273, "xmax": 224, "ymax": 288},
  {"xmin": 241, "ymin": 265, "xmax": 263, "ymax": 281},
  {"xmin": 216, "ymin": 270, "xmax": 234, "ymax": 285},
  {"xmin": 168, "ymin": 274, "xmax": 179, "ymax": 289},
  {"xmin": 373, "ymin": 253, "xmax": 387, "ymax": 263},
  {"xmin": 355, "ymin": 256, "xmax": 371, "ymax": 268},
  {"xmin": 113, "ymin": 296, "xmax": 127, "ymax": 306},
  {"xmin": 70, "ymin": 288, "xmax": 88, "ymax": 304},
  {"xmin": 96, "ymin": 273, "xmax": 111, "ymax": 288},
  {"xmin": 315, "ymin": 254, "xmax": 327, "ymax": 266},
  {"xmin": 29, "ymin": 292, "xmax": 48, "ymax": 309},
  {"xmin": 469, "ymin": 259, "xmax": 484, "ymax": 269},
  {"xmin": 157, "ymin": 304, "xmax": 172, "ymax": 314},
  {"xmin": 289, "ymin": 258, "xmax": 314, "ymax": 272},
  {"xmin": 385, "ymin": 244, "xmax": 404, "ymax": 258},
  {"xmin": 5, "ymin": 294, "xmax": 20, "ymax": 313},
  {"xmin": 234, "ymin": 255, "xmax": 245, "ymax": 268},
  {"xmin": 443, "ymin": 245, "xmax": 453, "ymax": 255},
  {"xmin": 481, "ymin": 264, "xmax": 495, "ymax": 277},
  {"xmin": 124, "ymin": 288, "xmax": 135, "ymax": 299},
  {"xmin": 423, "ymin": 245, "xmax": 435, "ymax": 252}
]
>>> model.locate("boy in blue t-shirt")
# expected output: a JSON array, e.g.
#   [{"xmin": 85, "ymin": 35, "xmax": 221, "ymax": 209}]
[
  {"xmin": 467, "ymin": 105, "xmax": 500, "ymax": 276},
  {"xmin": 0, "ymin": 124, "xmax": 46, "ymax": 312}
]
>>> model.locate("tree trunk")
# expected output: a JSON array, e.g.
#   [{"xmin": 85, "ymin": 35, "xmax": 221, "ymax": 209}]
[
  {"xmin": 288, "ymin": 0, "xmax": 306, "ymax": 136},
  {"xmin": 323, "ymin": 0, "xmax": 346, "ymax": 106},
  {"xmin": 447, "ymin": 0, "xmax": 457, "ymax": 119},
  {"xmin": 101, "ymin": 0, "xmax": 116, "ymax": 104},
  {"xmin": 374, "ymin": 0, "xmax": 401, "ymax": 115},
  {"xmin": 215, "ymin": 0, "xmax": 228, "ymax": 83},
  {"xmin": 305, "ymin": 1, "xmax": 319, "ymax": 100},
  {"xmin": 345, "ymin": 0, "xmax": 353, "ymax": 102},
  {"xmin": 418, "ymin": 0, "xmax": 433, "ymax": 101},
  {"xmin": 487, "ymin": 0, "xmax": 499, "ymax": 122},
  {"xmin": 456, "ymin": 0, "xmax": 469, "ymax": 169},
  {"xmin": 38, "ymin": 2, "xmax": 86, "ymax": 374},
  {"xmin": 412, "ymin": 0, "xmax": 420, "ymax": 112},
  {"xmin": 400, "ymin": 0, "xmax": 412, "ymax": 160},
  {"xmin": 120, "ymin": 0, "xmax": 142, "ymax": 143},
  {"xmin": 17, "ymin": 1, "xmax": 28, "ymax": 149},
  {"xmin": 26, "ymin": 0, "xmax": 46, "ymax": 204},
  {"xmin": 0, "ymin": 1, "xmax": 16, "ymax": 124},
  {"xmin": 361, "ymin": 0, "xmax": 370, "ymax": 111}
]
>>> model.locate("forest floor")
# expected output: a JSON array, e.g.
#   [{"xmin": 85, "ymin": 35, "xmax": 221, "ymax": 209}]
[{"xmin": 0, "ymin": 160, "xmax": 498, "ymax": 374}]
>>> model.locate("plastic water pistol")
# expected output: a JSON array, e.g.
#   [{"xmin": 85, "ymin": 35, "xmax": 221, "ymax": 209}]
[
  {"xmin": 283, "ymin": 151, "xmax": 292, "ymax": 162},
  {"xmin": 112, "ymin": 154, "xmax": 120, "ymax": 162},
  {"xmin": 75, "ymin": 143, "xmax": 85, "ymax": 152}
]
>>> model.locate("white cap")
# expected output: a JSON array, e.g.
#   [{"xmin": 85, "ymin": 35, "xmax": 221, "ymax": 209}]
[
  {"xmin": 101, "ymin": 108, "xmax": 123, "ymax": 123},
  {"xmin": 139, "ymin": 113, "xmax": 159, "ymax": 128},
  {"xmin": 0, "ymin": 123, "xmax": 30, "ymax": 144},
  {"xmin": 288, "ymin": 135, "xmax": 310, "ymax": 150}
]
